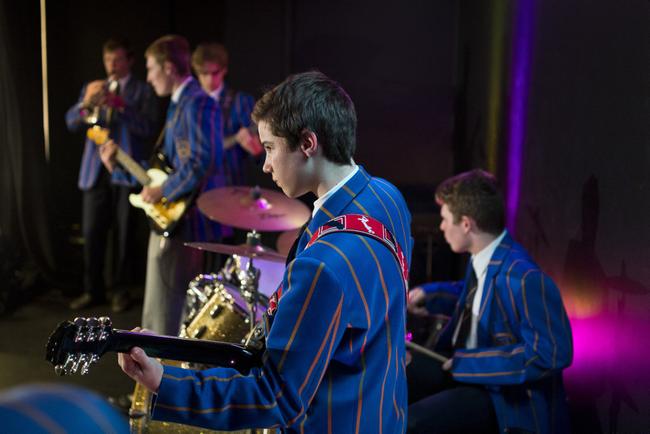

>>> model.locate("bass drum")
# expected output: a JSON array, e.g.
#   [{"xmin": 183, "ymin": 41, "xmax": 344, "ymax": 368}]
[{"xmin": 129, "ymin": 280, "xmax": 269, "ymax": 434}]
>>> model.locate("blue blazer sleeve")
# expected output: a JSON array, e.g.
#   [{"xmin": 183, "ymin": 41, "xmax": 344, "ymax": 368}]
[
  {"xmin": 153, "ymin": 257, "xmax": 347, "ymax": 430},
  {"xmin": 421, "ymin": 281, "xmax": 463, "ymax": 295},
  {"xmin": 65, "ymin": 86, "xmax": 87, "ymax": 133},
  {"xmin": 451, "ymin": 267, "xmax": 573, "ymax": 386}
]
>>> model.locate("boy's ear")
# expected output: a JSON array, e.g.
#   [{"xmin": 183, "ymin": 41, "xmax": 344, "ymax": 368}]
[
  {"xmin": 299, "ymin": 129, "xmax": 319, "ymax": 158},
  {"xmin": 163, "ymin": 60, "xmax": 175, "ymax": 76},
  {"xmin": 460, "ymin": 215, "xmax": 474, "ymax": 233}
]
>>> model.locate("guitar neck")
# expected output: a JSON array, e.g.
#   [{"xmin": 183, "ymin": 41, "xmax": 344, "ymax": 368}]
[
  {"xmin": 108, "ymin": 330, "xmax": 261, "ymax": 371},
  {"xmin": 115, "ymin": 149, "xmax": 151, "ymax": 186}
]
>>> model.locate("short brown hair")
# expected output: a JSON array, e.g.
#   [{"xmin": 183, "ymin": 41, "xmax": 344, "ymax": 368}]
[
  {"xmin": 145, "ymin": 35, "xmax": 190, "ymax": 76},
  {"xmin": 103, "ymin": 37, "xmax": 132, "ymax": 58},
  {"xmin": 252, "ymin": 71, "xmax": 356, "ymax": 165},
  {"xmin": 191, "ymin": 42, "xmax": 229, "ymax": 71},
  {"xmin": 435, "ymin": 169, "xmax": 505, "ymax": 235}
]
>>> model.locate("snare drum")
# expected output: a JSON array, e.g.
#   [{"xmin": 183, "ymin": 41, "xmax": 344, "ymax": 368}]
[{"xmin": 129, "ymin": 282, "xmax": 269, "ymax": 433}]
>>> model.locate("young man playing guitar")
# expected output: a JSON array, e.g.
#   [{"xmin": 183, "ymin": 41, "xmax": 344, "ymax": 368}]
[
  {"xmin": 117, "ymin": 71, "xmax": 414, "ymax": 433},
  {"xmin": 101, "ymin": 35, "xmax": 225, "ymax": 336}
]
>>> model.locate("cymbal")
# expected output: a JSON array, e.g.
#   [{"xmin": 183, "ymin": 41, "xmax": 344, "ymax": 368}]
[
  {"xmin": 184, "ymin": 242, "xmax": 287, "ymax": 264},
  {"xmin": 197, "ymin": 186, "xmax": 311, "ymax": 232}
]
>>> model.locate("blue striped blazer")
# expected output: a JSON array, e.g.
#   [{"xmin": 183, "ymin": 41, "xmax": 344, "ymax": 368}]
[
  {"xmin": 423, "ymin": 232, "xmax": 573, "ymax": 433},
  {"xmin": 217, "ymin": 85, "xmax": 257, "ymax": 187},
  {"xmin": 160, "ymin": 78, "xmax": 225, "ymax": 242},
  {"xmin": 65, "ymin": 77, "xmax": 157, "ymax": 190},
  {"xmin": 152, "ymin": 166, "xmax": 413, "ymax": 433}
]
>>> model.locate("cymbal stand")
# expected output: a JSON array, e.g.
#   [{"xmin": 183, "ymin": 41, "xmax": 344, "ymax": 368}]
[{"xmin": 237, "ymin": 230, "xmax": 263, "ymax": 331}]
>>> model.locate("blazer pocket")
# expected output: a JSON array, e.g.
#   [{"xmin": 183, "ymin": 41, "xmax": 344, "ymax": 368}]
[{"xmin": 492, "ymin": 331, "xmax": 516, "ymax": 346}]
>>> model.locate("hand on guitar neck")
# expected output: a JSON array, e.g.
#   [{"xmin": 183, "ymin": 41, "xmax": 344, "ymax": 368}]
[
  {"xmin": 117, "ymin": 327, "xmax": 164, "ymax": 394},
  {"xmin": 98, "ymin": 138, "xmax": 118, "ymax": 173}
]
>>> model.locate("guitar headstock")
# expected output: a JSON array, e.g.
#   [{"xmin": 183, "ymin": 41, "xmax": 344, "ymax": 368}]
[
  {"xmin": 45, "ymin": 316, "xmax": 114, "ymax": 376},
  {"xmin": 86, "ymin": 125, "xmax": 110, "ymax": 145}
]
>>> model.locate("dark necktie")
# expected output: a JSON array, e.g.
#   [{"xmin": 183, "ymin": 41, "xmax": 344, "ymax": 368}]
[
  {"xmin": 285, "ymin": 218, "xmax": 311, "ymax": 266},
  {"xmin": 454, "ymin": 264, "xmax": 478, "ymax": 349}
]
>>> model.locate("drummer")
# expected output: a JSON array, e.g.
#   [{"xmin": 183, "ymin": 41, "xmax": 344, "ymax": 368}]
[
  {"xmin": 191, "ymin": 42, "xmax": 263, "ymax": 257},
  {"xmin": 191, "ymin": 42, "xmax": 263, "ymax": 187},
  {"xmin": 118, "ymin": 71, "xmax": 414, "ymax": 433}
]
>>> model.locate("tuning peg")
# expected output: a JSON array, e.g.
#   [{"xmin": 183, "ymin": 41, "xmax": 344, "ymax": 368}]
[
  {"xmin": 79, "ymin": 354, "xmax": 93, "ymax": 375},
  {"xmin": 61, "ymin": 353, "xmax": 76, "ymax": 375},
  {"xmin": 98, "ymin": 317, "xmax": 112, "ymax": 341},
  {"xmin": 71, "ymin": 354, "xmax": 83, "ymax": 374},
  {"xmin": 75, "ymin": 318, "xmax": 91, "ymax": 343}
]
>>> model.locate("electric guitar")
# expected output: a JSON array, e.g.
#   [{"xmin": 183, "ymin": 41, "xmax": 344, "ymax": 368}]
[
  {"xmin": 87, "ymin": 126, "xmax": 191, "ymax": 235},
  {"xmin": 45, "ymin": 317, "xmax": 261, "ymax": 376}
]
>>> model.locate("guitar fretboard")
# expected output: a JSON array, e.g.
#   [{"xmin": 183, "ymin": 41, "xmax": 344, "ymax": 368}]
[{"xmin": 115, "ymin": 149, "xmax": 150, "ymax": 186}]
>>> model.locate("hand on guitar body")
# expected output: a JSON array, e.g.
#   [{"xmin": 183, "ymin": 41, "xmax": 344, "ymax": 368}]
[
  {"xmin": 117, "ymin": 327, "xmax": 164, "ymax": 394},
  {"xmin": 140, "ymin": 185, "xmax": 163, "ymax": 204}
]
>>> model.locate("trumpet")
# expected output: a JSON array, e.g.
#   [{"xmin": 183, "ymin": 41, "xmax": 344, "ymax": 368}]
[{"xmin": 82, "ymin": 79, "xmax": 121, "ymax": 126}]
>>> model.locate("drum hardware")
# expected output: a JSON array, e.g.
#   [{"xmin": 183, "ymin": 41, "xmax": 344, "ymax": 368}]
[{"xmin": 405, "ymin": 340, "xmax": 449, "ymax": 364}]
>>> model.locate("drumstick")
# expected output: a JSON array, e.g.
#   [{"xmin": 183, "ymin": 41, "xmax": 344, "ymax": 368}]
[{"xmin": 406, "ymin": 341, "xmax": 449, "ymax": 364}]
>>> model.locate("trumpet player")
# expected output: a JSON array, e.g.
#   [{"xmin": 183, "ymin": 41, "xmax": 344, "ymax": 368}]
[{"xmin": 65, "ymin": 37, "xmax": 158, "ymax": 312}]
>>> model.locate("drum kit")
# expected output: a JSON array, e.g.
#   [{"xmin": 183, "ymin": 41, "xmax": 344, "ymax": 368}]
[{"xmin": 129, "ymin": 185, "xmax": 310, "ymax": 434}]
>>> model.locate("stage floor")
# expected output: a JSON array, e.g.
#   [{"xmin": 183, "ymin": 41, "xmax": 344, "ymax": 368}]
[{"xmin": 0, "ymin": 287, "xmax": 143, "ymax": 400}]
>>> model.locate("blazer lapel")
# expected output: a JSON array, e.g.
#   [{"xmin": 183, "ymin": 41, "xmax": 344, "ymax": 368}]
[{"xmin": 475, "ymin": 232, "xmax": 513, "ymax": 343}]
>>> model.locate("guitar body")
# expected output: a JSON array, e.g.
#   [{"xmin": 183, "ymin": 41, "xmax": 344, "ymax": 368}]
[{"xmin": 128, "ymin": 168, "xmax": 189, "ymax": 235}]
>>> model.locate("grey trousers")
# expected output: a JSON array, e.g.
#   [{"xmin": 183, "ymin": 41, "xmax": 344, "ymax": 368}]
[{"xmin": 141, "ymin": 231, "xmax": 203, "ymax": 336}]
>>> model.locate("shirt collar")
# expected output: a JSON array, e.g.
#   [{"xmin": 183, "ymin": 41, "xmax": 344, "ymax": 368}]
[
  {"xmin": 117, "ymin": 74, "xmax": 130, "ymax": 92},
  {"xmin": 312, "ymin": 164, "xmax": 359, "ymax": 218},
  {"xmin": 471, "ymin": 230, "xmax": 507, "ymax": 278},
  {"xmin": 171, "ymin": 76, "xmax": 193, "ymax": 103},
  {"xmin": 209, "ymin": 84, "xmax": 225, "ymax": 101}
]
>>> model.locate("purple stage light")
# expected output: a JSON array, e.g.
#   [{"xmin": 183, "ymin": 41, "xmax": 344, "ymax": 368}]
[{"xmin": 506, "ymin": 0, "xmax": 535, "ymax": 233}]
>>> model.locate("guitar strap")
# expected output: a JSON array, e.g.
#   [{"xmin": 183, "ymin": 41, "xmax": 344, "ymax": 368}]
[
  {"xmin": 268, "ymin": 214, "xmax": 409, "ymax": 317},
  {"xmin": 151, "ymin": 101, "xmax": 184, "ymax": 173},
  {"xmin": 305, "ymin": 214, "xmax": 410, "ymax": 294}
]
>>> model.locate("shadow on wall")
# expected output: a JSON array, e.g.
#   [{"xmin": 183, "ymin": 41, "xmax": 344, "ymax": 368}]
[{"xmin": 560, "ymin": 176, "xmax": 648, "ymax": 433}]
